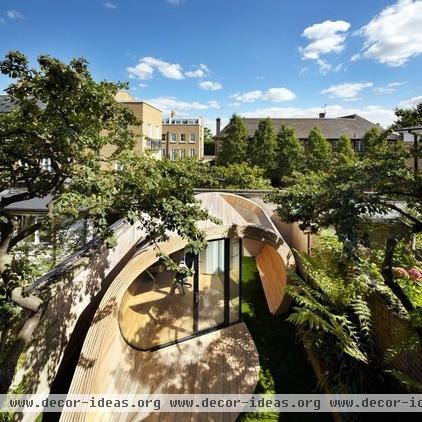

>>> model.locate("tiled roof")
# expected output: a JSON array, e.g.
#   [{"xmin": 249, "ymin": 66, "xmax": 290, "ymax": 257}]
[
  {"xmin": 0, "ymin": 95, "xmax": 15, "ymax": 113},
  {"xmin": 219, "ymin": 115, "xmax": 390, "ymax": 140}
]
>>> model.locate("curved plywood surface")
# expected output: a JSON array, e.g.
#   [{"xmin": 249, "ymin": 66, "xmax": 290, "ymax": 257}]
[{"xmin": 62, "ymin": 193, "xmax": 294, "ymax": 421}]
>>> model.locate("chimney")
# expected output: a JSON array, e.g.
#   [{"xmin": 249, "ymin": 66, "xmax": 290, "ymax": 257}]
[
  {"xmin": 319, "ymin": 112, "xmax": 326, "ymax": 119},
  {"xmin": 216, "ymin": 117, "xmax": 221, "ymax": 135},
  {"xmin": 170, "ymin": 110, "xmax": 176, "ymax": 119}
]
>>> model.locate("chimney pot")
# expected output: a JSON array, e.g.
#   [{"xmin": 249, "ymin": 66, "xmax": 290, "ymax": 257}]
[{"xmin": 216, "ymin": 117, "xmax": 221, "ymax": 135}]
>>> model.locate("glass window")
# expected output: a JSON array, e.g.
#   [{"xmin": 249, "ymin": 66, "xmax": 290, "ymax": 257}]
[
  {"xmin": 190, "ymin": 149, "xmax": 196, "ymax": 157},
  {"xmin": 171, "ymin": 133, "xmax": 177, "ymax": 143},
  {"xmin": 162, "ymin": 149, "xmax": 166, "ymax": 158},
  {"xmin": 180, "ymin": 134, "xmax": 186, "ymax": 143},
  {"xmin": 119, "ymin": 249, "xmax": 195, "ymax": 350},
  {"xmin": 229, "ymin": 238, "xmax": 240, "ymax": 322},
  {"xmin": 171, "ymin": 149, "xmax": 177, "ymax": 160},
  {"xmin": 198, "ymin": 240, "xmax": 226, "ymax": 331},
  {"xmin": 190, "ymin": 134, "xmax": 196, "ymax": 143},
  {"xmin": 161, "ymin": 134, "xmax": 166, "ymax": 143},
  {"xmin": 180, "ymin": 149, "xmax": 186, "ymax": 158}
]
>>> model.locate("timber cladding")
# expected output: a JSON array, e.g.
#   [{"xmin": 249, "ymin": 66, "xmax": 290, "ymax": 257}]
[{"xmin": 369, "ymin": 292, "xmax": 422, "ymax": 383}]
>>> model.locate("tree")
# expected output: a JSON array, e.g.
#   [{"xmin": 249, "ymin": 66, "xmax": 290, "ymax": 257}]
[
  {"xmin": 248, "ymin": 117, "xmax": 277, "ymax": 176},
  {"xmin": 203, "ymin": 127, "xmax": 215, "ymax": 155},
  {"xmin": 336, "ymin": 133, "xmax": 356, "ymax": 166},
  {"xmin": 0, "ymin": 52, "xmax": 210, "ymax": 392},
  {"xmin": 303, "ymin": 127, "xmax": 332, "ymax": 172},
  {"xmin": 268, "ymin": 139, "xmax": 422, "ymax": 336},
  {"xmin": 274, "ymin": 125, "xmax": 305, "ymax": 184},
  {"xmin": 362, "ymin": 126, "xmax": 388, "ymax": 157},
  {"xmin": 391, "ymin": 102, "xmax": 422, "ymax": 130},
  {"xmin": 217, "ymin": 114, "xmax": 248, "ymax": 165}
]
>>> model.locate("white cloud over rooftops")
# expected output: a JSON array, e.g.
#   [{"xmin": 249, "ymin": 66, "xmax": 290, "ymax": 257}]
[
  {"xmin": 231, "ymin": 87, "xmax": 296, "ymax": 103},
  {"xmin": 321, "ymin": 82, "xmax": 373, "ymax": 99},
  {"xmin": 127, "ymin": 57, "xmax": 211, "ymax": 81},
  {"xmin": 353, "ymin": 0, "xmax": 422, "ymax": 66}
]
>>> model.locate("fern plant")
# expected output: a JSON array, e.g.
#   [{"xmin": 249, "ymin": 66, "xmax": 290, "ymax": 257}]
[{"xmin": 286, "ymin": 230, "xmax": 388, "ymax": 394}]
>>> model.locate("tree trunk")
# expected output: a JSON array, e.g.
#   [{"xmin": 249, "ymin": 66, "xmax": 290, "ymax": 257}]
[
  {"xmin": 0, "ymin": 309, "xmax": 44, "ymax": 394},
  {"xmin": 381, "ymin": 237, "xmax": 422, "ymax": 339}
]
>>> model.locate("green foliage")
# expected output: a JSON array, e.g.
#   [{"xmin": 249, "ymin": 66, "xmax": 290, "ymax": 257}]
[
  {"xmin": 274, "ymin": 125, "xmax": 305, "ymax": 184},
  {"xmin": 217, "ymin": 114, "xmax": 248, "ymax": 165},
  {"xmin": 336, "ymin": 133, "xmax": 356, "ymax": 166},
  {"xmin": 362, "ymin": 126, "xmax": 388, "ymax": 157},
  {"xmin": 391, "ymin": 102, "xmax": 422, "ymax": 130},
  {"xmin": 203, "ymin": 127, "xmax": 215, "ymax": 155},
  {"xmin": 303, "ymin": 127, "xmax": 332, "ymax": 172},
  {"xmin": 212, "ymin": 162, "xmax": 271, "ymax": 189},
  {"xmin": 285, "ymin": 233, "xmax": 397, "ymax": 394},
  {"xmin": 248, "ymin": 117, "xmax": 277, "ymax": 175}
]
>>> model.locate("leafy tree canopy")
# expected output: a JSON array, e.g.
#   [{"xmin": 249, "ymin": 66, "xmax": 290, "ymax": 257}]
[
  {"xmin": 336, "ymin": 133, "xmax": 357, "ymax": 166},
  {"xmin": 275, "ymin": 125, "xmax": 305, "ymax": 184},
  {"xmin": 391, "ymin": 102, "xmax": 422, "ymax": 130},
  {"xmin": 248, "ymin": 117, "xmax": 277, "ymax": 174},
  {"xmin": 303, "ymin": 126, "xmax": 332, "ymax": 172},
  {"xmin": 217, "ymin": 114, "xmax": 248, "ymax": 165}
]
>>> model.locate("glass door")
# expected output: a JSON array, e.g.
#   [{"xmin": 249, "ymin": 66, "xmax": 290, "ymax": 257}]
[
  {"xmin": 197, "ymin": 239, "xmax": 226, "ymax": 331},
  {"xmin": 195, "ymin": 238, "xmax": 241, "ymax": 333}
]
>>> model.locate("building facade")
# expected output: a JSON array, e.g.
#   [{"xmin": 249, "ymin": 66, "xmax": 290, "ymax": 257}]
[
  {"xmin": 101, "ymin": 91, "xmax": 162, "ymax": 160},
  {"xmin": 162, "ymin": 113, "xmax": 204, "ymax": 159},
  {"xmin": 214, "ymin": 113, "xmax": 400, "ymax": 157}
]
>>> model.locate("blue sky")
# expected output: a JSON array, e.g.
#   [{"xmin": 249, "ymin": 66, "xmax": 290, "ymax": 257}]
[{"xmin": 1, "ymin": 0, "xmax": 421, "ymax": 132}]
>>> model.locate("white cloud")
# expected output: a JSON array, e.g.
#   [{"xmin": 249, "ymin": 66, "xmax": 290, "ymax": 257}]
[
  {"xmin": 299, "ymin": 20, "xmax": 350, "ymax": 73},
  {"xmin": 354, "ymin": 0, "xmax": 422, "ymax": 66},
  {"xmin": 127, "ymin": 57, "xmax": 184, "ymax": 80},
  {"xmin": 6, "ymin": 10, "xmax": 24, "ymax": 19},
  {"xmin": 321, "ymin": 82, "xmax": 373, "ymax": 99},
  {"xmin": 166, "ymin": 0, "xmax": 185, "ymax": 5},
  {"xmin": 399, "ymin": 96, "xmax": 422, "ymax": 107},
  {"xmin": 186, "ymin": 69, "xmax": 206, "ymax": 78},
  {"xmin": 231, "ymin": 87, "xmax": 296, "ymax": 103},
  {"xmin": 104, "ymin": 1, "xmax": 117, "ymax": 8},
  {"xmin": 139, "ymin": 83, "xmax": 148, "ymax": 88},
  {"xmin": 300, "ymin": 20, "xmax": 351, "ymax": 59},
  {"xmin": 238, "ymin": 104, "xmax": 395, "ymax": 128},
  {"xmin": 198, "ymin": 81, "xmax": 222, "ymax": 91},
  {"xmin": 127, "ymin": 58, "xmax": 211, "ymax": 81},
  {"xmin": 146, "ymin": 97, "xmax": 220, "ymax": 115},
  {"xmin": 373, "ymin": 82, "xmax": 404, "ymax": 95}
]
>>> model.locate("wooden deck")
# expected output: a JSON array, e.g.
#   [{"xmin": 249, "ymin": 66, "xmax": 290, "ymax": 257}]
[{"xmin": 60, "ymin": 323, "xmax": 259, "ymax": 422}]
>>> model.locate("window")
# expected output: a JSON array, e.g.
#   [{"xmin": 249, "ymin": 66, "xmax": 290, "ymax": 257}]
[
  {"xmin": 118, "ymin": 238, "xmax": 242, "ymax": 350},
  {"xmin": 180, "ymin": 134, "xmax": 186, "ymax": 143},
  {"xmin": 171, "ymin": 149, "xmax": 177, "ymax": 160},
  {"xmin": 190, "ymin": 149, "xmax": 196, "ymax": 157},
  {"xmin": 161, "ymin": 134, "xmax": 166, "ymax": 143},
  {"xmin": 171, "ymin": 133, "xmax": 177, "ymax": 143},
  {"xmin": 41, "ymin": 158, "xmax": 52, "ymax": 172},
  {"xmin": 180, "ymin": 149, "xmax": 186, "ymax": 158},
  {"xmin": 162, "ymin": 149, "xmax": 167, "ymax": 158},
  {"xmin": 114, "ymin": 162, "xmax": 124, "ymax": 171},
  {"xmin": 355, "ymin": 140, "xmax": 364, "ymax": 153},
  {"xmin": 190, "ymin": 134, "xmax": 196, "ymax": 143}
]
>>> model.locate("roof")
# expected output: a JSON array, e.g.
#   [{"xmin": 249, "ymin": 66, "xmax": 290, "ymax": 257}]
[
  {"xmin": 0, "ymin": 95, "xmax": 15, "ymax": 113},
  {"xmin": 114, "ymin": 91, "xmax": 137, "ymax": 102},
  {"xmin": 218, "ymin": 115, "xmax": 388, "ymax": 140},
  {"xmin": 1, "ymin": 191, "xmax": 52, "ymax": 213}
]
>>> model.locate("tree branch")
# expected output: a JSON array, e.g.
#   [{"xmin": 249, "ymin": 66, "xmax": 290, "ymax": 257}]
[
  {"xmin": 0, "ymin": 191, "xmax": 34, "ymax": 209},
  {"xmin": 8, "ymin": 221, "xmax": 43, "ymax": 251}
]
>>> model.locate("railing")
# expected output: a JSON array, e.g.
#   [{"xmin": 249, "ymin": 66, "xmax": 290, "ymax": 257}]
[{"xmin": 145, "ymin": 138, "xmax": 162, "ymax": 150}]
